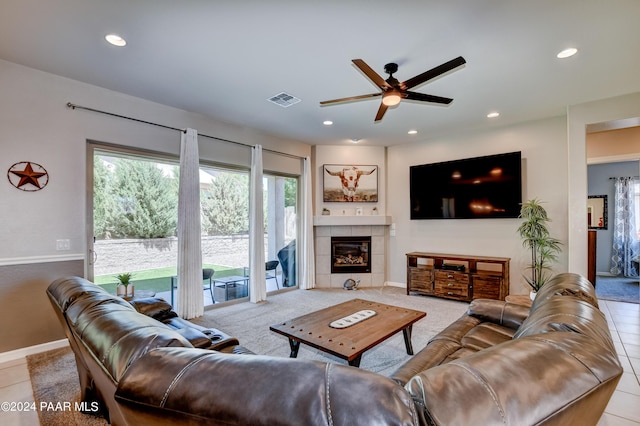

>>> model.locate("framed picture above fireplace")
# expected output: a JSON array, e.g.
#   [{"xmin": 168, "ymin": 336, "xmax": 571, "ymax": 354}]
[{"xmin": 323, "ymin": 164, "xmax": 378, "ymax": 202}]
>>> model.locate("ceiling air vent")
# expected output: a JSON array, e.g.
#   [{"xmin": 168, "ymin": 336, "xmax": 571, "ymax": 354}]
[{"xmin": 267, "ymin": 92, "xmax": 301, "ymax": 108}]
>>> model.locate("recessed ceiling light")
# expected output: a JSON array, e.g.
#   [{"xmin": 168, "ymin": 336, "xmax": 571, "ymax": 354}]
[
  {"xmin": 105, "ymin": 34, "xmax": 127, "ymax": 47},
  {"xmin": 323, "ymin": 120, "xmax": 333, "ymax": 126},
  {"xmin": 556, "ymin": 47, "xmax": 578, "ymax": 59},
  {"xmin": 408, "ymin": 130, "xmax": 418, "ymax": 135},
  {"xmin": 487, "ymin": 112, "xmax": 500, "ymax": 118},
  {"xmin": 350, "ymin": 138, "xmax": 360, "ymax": 144}
]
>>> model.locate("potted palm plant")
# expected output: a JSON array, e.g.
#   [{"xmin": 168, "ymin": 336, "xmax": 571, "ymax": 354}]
[
  {"xmin": 115, "ymin": 272, "xmax": 134, "ymax": 298},
  {"xmin": 517, "ymin": 199, "xmax": 562, "ymax": 299}
]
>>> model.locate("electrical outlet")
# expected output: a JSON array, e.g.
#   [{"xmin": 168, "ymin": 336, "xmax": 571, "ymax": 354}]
[{"xmin": 56, "ymin": 239, "xmax": 71, "ymax": 251}]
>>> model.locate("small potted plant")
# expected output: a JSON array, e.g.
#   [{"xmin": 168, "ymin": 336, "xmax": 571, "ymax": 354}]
[
  {"xmin": 517, "ymin": 199, "xmax": 562, "ymax": 299},
  {"xmin": 115, "ymin": 272, "xmax": 134, "ymax": 298}
]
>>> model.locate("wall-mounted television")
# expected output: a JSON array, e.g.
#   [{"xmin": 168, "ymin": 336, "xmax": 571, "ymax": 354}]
[{"xmin": 410, "ymin": 151, "xmax": 522, "ymax": 219}]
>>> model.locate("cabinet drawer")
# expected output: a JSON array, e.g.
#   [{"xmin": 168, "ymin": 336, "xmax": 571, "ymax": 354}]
[
  {"xmin": 411, "ymin": 269, "xmax": 432, "ymax": 282},
  {"xmin": 434, "ymin": 270, "xmax": 468, "ymax": 284},
  {"xmin": 434, "ymin": 280, "xmax": 469, "ymax": 297}
]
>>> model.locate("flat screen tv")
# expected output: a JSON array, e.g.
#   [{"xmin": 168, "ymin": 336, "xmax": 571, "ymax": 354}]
[{"xmin": 410, "ymin": 151, "xmax": 522, "ymax": 219}]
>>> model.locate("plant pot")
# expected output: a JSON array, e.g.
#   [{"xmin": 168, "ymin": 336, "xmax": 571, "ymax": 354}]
[
  {"xmin": 530, "ymin": 290, "xmax": 537, "ymax": 301},
  {"xmin": 127, "ymin": 284, "xmax": 135, "ymax": 298},
  {"xmin": 117, "ymin": 284, "xmax": 127, "ymax": 297}
]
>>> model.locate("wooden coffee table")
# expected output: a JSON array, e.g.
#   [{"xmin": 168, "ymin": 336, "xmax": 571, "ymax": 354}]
[{"xmin": 270, "ymin": 298, "xmax": 426, "ymax": 367}]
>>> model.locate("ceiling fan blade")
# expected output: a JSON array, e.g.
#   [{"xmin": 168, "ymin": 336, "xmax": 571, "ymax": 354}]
[
  {"xmin": 352, "ymin": 59, "xmax": 392, "ymax": 90},
  {"xmin": 402, "ymin": 56, "xmax": 466, "ymax": 90},
  {"xmin": 374, "ymin": 103, "xmax": 389, "ymax": 122},
  {"xmin": 320, "ymin": 93, "xmax": 381, "ymax": 105},
  {"xmin": 403, "ymin": 91, "xmax": 453, "ymax": 104}
]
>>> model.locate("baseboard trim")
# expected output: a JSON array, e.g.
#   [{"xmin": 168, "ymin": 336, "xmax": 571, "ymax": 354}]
[
  {"xmin": 0, "ymin": 339, "xmax": 69, "ymax": 364},
  {"xmin": 385, "ymin": 281, "xmax": 405, "ymax": 288}
]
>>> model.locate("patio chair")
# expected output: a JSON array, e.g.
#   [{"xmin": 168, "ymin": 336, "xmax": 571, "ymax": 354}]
[
  {"xmin": 171, "ymin": 268, "xmax": 215, "ymax": 306},
  {"xmin": 265, "ymin": 260, "xmax": 280, "ymax": 289}
]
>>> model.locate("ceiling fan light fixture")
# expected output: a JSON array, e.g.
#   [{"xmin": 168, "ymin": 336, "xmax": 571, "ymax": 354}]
[{"xmin": 382, "ymin": 91, "xmax": 402, "ymax": 106}]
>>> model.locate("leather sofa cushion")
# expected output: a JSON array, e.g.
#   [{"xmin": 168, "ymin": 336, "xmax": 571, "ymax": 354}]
[
  {"xmin": 48, "ymin": 276, "xmax": 109, "ymax": 312},
  {"xmin": 76, "ymin": 304, "xmax": 193, "ymax": 382},
  {"xmin": 513, "ymin": 297, "xmax": 615, "ymax": 353},
  {"xmin": 531, "ymin": 272, "xmax": 599, "ymax": 312},
  {"xmin": 467, "ymin": 298, "xmax": 530, "ymax": 329},
  {"xmin": 391, "ymin": 309, "xmax": 516, "ymax": 385},
  {"xmin": 116, "ymin": 347, "xmax": 418, "ymax": 426},
  {"xmin": 405, "ymin": 332, "xmax": 622, "ymax": 426},
  {"xmin": 65, "ymin": 294, "xmax": 133, "ymax": 329},
  {"xmin": 460, "ymin": 322, "xmax": 515, "ymax": 351}
]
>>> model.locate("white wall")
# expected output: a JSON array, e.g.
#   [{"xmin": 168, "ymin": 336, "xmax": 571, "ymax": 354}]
[
  {"xmin": 0, "ymin": 59, "xmax": 310, "ymax": 263},
  {"xmin": 387, "ymin": 116, "xmax": 569, "ymax": 295},
  {"xmin": 313, "ymin": 145, "xmax": 386, "ymax": 216},
  {"xmin": 0, "ymin": 59, "xmax": 310, "ymax": 352}
]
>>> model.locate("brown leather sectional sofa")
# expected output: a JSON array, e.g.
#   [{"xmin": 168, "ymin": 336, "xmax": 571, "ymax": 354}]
[{"xmin": 47, "ymin": 273, "xmax": 622, "ymax": 425}]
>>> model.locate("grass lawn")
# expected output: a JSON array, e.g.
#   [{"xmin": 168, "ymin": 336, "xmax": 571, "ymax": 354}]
[{"xmin": 96, "ymin": 264, "xmax": 246, "ymax": 294}]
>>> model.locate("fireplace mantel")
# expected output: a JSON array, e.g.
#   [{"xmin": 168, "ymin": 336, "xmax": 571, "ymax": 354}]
[{"xmin": 313, "ymin": 215, "xmax": 392, "ymax": 227}]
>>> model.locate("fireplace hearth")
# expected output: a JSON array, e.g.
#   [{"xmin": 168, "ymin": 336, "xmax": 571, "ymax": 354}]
[{"xmin": 331, "ymin": 236, "xmax": 371, "ymax": 274}]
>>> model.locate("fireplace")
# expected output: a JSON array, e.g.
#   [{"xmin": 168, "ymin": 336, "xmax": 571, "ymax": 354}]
[{"xmin": 331, "ymin": 236, "xmax": 371, "ymax": 274}]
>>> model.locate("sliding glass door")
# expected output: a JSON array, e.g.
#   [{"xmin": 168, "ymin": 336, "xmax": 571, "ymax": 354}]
[
  {"xmin": 88, "ymin": 143, "xmax": 300, "ymax": 307},
  {"xmin": 264, "ymin": 173, "xmax": 298, "ymax": 292}
]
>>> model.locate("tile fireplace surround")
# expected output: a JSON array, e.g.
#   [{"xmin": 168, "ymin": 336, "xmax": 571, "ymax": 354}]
[{"xmin": 314, "ymin": 224, "xmax": 387, "ymax": 288}]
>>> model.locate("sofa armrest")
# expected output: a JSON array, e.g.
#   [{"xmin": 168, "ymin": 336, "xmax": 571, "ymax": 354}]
[
  {"xmin": 405, "ymin": 332, "xmax": 622, "ymax": 426},
  {"xmin": 129, "ymin": 297, "xmax": 177, "ymax": 321},
  {"xmin": 467, "ymin": 298, "xmax": 530, "ymax": 329}
]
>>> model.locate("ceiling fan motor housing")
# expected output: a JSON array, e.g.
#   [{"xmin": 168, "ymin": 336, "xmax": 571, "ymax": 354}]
[{"xmin": 384, "ymin": 63, "xmax": 398, "ymax": 75}]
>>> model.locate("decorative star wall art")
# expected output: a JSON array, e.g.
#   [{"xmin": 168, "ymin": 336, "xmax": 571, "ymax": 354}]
[{"xmin": 7, "ymin": 161, "xmax": 49, "ymax": 191}]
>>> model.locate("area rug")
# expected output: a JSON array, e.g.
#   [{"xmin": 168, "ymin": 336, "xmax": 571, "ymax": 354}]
[
  {"xmin": 595, "ymin": 275, "xmax": 640, "ymax": 304},
  {"xmin": 28, "ymin": 286, "xmax": 468, "ymax": 424},
  {"xmin": 192, "ymin": 286, "xmax": 468, "ymax": 377},
  {"xmin": 27, "ymin": 347, "xmax": 107, "ymax": 426}
]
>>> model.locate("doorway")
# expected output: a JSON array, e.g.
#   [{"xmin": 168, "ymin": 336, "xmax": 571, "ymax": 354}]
[{"xmin": 586, "ymin": 125, "xmax": 640, "ymax": 303}]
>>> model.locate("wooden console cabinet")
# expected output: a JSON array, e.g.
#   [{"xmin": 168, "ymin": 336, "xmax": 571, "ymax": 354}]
[{"xmin": 406, "ymin": 252, "xmax": 510, "ymax": 302}]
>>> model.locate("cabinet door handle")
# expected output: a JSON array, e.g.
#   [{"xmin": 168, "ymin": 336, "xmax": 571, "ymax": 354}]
[
  {"xmin": 447, "ymin": 292, "xmax": 454, "ymax": 295},
  {"xmin": 447, "ymin": 283, "xmax": 454, "ymax": 287},
  {"xmin": 447, "ymin": 274, "xmax": 454, "ymax": 279}
]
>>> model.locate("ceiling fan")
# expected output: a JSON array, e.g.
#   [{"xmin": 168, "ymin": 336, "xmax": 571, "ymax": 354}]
[{"xmin": 320, "ymin": 56, "xmax": 466, "ymax": 122}]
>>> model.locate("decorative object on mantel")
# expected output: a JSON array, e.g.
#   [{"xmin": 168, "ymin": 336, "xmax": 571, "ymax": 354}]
[
  {"xmin": 323, "ymin": 164, "xmax": 378, "ymax": 202},
  {"xmin": 7, "ymin": 161, "xmax": 49, "ymax": 191},
  {"xmin": 356, "ymin": 207, "xmax": 363, "ymax": 216},
  {"xmin": 322, "ymin": 208, "xmax": 330, "ymax": 215},
  {"xmin": 517, "ymin": 199, "xmax": 562, "ymax": 298},
  {"xmin": 371, "ymin": 207, "xmax": 378, "ymax": 215}
]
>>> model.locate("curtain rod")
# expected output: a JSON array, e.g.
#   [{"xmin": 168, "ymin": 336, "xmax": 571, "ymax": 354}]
[{"xmin": 66, "ymin": 102, "xmax": 304, "ymax": 160}]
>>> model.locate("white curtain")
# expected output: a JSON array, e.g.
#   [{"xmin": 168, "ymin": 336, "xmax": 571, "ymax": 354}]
[
  {"xmin": 249, "ymin": 145, "xmax": 266, "ymax": 303},
  {"xmin": 610, "ymin": 177, "xmax": 640, "ymax": 277},
  {"xmin": 177, "ymin": 128, "xmax": 204, "ymax": 318},
  {"xmin": 300, "ymin": 156, "xmax": 315, "ymax": 289}
]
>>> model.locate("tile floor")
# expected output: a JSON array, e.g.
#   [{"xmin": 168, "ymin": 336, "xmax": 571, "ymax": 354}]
[{"xmin": 0, "ymin": 299, "xmax": 638, "ymax": 425}]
